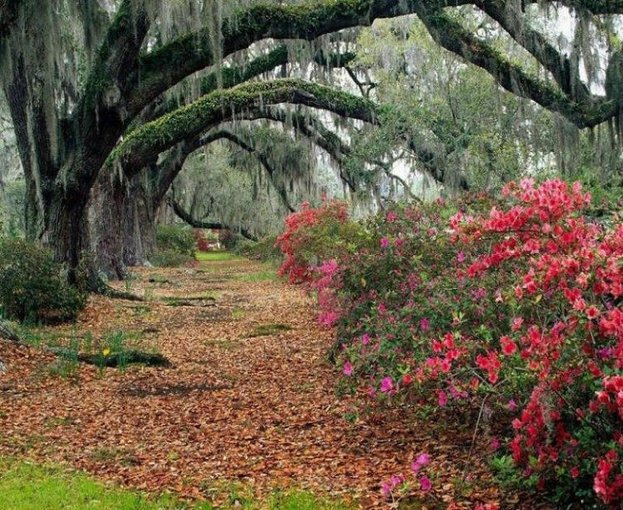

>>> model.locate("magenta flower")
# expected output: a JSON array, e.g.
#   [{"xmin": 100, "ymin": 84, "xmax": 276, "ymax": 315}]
[
  {"xmin": 416, "ymin": 453, "xmax": 431, "ymax": 467},
  {"xmin": 508, "ymin": 399, "xmax": 518, "ymax": 411},
  {"xmin": 411, "ymin": 453, "xmax": 431, "ymax": 473},
  {"xmin": 419, "ymin": 475, "xmax": 432, "ymax": 492},
  {"xmin": 457, "ymin": 251, "xmax": 465, "ymax": 263},
  {"xmin": 361, "ymin": 333, "xmax": 371, "ymax": 345},
  {"xmin": 386, "ymin": 211, "xmax": 398, "ymax": 223},
  {"xmin": 343, "ymin": 361, "xmax": 353, "ymax": 376},
  {"xmin": 380, "ymin": 237, "xmax": 390, "ymax": 248},
  {"xmin": 380, "ymin": 376, "xmax": 394, "ymax": 393},
  {"xmin": 381, "ymin": 481, "xmax": 391, "ymax": 497},
  {"xmin": 420, "ymin": 318, "xmax": 430, "ymax": 331},
  {"xmin": 438, "ymin": 390, "xmax": 448, "ymax": 407}
]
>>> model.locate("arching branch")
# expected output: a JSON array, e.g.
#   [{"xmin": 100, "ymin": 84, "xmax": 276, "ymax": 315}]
[
  {"xmin": 133, "ymin": 45, "xmax": 357, "ymax": 130},
  {"xmin": 112, "ymin": 78, "xmax": 378, "ymax": 174},
  {"xmin": 415, "ymin": 4, "xmax": 618, "ymax": 128},
  {"xmin": 167, "ymin": 197, "xmax": 258, "ymax": 241},
  {"xmin": 475, "ymin": 0, "xmax": 589, "ymax": 100}
]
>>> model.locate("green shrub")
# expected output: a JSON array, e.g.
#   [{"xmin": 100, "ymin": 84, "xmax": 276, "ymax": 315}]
[
  {"xmin": 155, "ymin": 225, "xmax": 196, "ymax": 256},
  {"xmin": 151, "ymin": 249, "xmax": 194, "ymax": 268},
  {"xmin": 235, "ymin": 235, "xmax": 282, "ymax": 262},
  {"xmin": 0, "ymin": 238, "xmax": 86, "ymax": 324}
]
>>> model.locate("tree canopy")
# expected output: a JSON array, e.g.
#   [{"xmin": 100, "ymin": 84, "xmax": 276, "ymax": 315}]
[{"xmin": 0, "ymin": 0, "xmax": 621, "ymax": 279}]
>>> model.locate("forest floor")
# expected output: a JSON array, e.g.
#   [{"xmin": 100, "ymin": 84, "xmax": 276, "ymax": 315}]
[{"xmin": 0, "ymin": 254, "xmax": 545, "ymax": 509}]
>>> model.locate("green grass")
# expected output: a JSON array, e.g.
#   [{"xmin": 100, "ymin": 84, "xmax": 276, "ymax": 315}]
[
  {"xmin": 0, "ymin": 458, "xmax": 353, "ymax": 510},
  {"xmin": 236, "ymin": 269, "xmax": 278, "ymax": 282},
  {"xmin": 195, "ymin": 251, "xmax": 241, "ymax": 262},
  {"xmin": 0, "ymin": 458, "xmax": 208, "ymax": 509}
]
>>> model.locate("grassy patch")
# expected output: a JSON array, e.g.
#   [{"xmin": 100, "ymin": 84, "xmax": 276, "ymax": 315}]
[
  {"xmin": 248, "ymin": 323, "xmax": 292, "ymax": 337},
  {"xmin": 236, "ymin": 269, "xmax": 278, "ymax": 282},
  {"xmin": 231, "ymin": 307, "xmax": 245, "ymax": 320},
  {"xmin": 0, "ymin": 458, "xmax": 353, "ymax": 509},
  {"xmin": 195, "ymin": 251, "xmax": 241, "ymax": 262},
  {"xmin": 0, "ymin": 458, "xmax": 208, "ymax": 509}
]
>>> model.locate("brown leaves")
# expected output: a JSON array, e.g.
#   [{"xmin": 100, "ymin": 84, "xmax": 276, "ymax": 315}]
[{"xmin": 0, "ymin": 259, "xmax": 545, "ymax": 508}]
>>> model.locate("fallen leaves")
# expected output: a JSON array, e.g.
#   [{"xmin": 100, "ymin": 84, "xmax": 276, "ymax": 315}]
[{"xmin": 0, "ymin": 258, "xmax": 549, "ymax": 508}]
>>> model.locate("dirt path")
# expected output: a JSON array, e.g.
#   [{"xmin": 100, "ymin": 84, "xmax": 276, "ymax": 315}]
[{"xmin": 0, "ymin": 257, "xmax": 529, "ymax": 508}]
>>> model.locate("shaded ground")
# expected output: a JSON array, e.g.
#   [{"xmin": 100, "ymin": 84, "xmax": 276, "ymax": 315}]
[{"xmin": 0, "ymin": 256, "xmax": 546, "ymax": 508}]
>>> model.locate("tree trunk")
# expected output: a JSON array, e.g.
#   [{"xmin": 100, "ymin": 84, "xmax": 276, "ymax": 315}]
[{"xmin": 89, "ymin": 167, "xmax": 158, "ymax": 280}]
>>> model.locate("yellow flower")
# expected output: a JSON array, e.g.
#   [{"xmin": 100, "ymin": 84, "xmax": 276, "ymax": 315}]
[{"xmin": 102, "ymin": 348, "xmax": 110, "ymax": 357}]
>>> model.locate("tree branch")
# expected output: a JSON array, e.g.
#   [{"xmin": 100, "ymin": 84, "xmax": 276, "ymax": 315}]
[
  {"xmin": 415, "ymin": 4, "xmax": 618, "ymax": 128},
  {"xmin": 167, "ymin": 197, "xmax": 258, "ymax": 241},
  {"xmin": 128, "ymin": 0, "xmax": 471, "ymax": 115},
  {"xmin": 112, "ymin": 78, "xmax": 378, "ymax": 174}
]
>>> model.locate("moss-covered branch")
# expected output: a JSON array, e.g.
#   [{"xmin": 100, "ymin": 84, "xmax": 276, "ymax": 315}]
[
  {"xmin": 128, "ymin": 0, "xmax": 473, "ymax": 115},
  {"xmin": 475, "ymin": 0, "xmax": 589, "ymax": 100},
  {"xmin": 416, "ymin": 4, "xmax": 618, "ymax": 128},
  {"xmin": 112, "ymin": 78, "xmax": 378, "ymax": 174},
  {"xmin": 132, "ymin": 46, "xmax": 357, "ymax": 130}
]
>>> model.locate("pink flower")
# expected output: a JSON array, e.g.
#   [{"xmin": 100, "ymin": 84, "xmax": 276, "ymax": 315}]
[
  {"xmin": 380, "ymin": 377, "xmax": 394, "ymax": 393},
  {"xmin": 419, "ymin": 475, "xmax": 432, "ymax": 492},
  {"xmin": 420, "ymin": 318, "xmax": 430, "ymax": 331},
  {"xmin": 508, "ymin": 399, "xmax": 517, "ymax": 411},
  {"xmin": 411, "ymin": 453, "xmax": 431, "ymax": 473},
  {"xmin": 381, "ymin": 482, "xmax": 391, "ymax": 498},
  {"xmin": 343, "ymin": 361, "xmax": 353, "ymax": 376},
  {"xmin": 380, "ymin": 237, "xmax": 390, "ymax": 248},
  {"xmin": 361, "ymin": 333, "xmax": 370, "ymax": 345},
  {"xmin": 490, "ymin": 437, "xmax": 501, "ymax": 450},
  {"xmin": 438, "ymin": 390, "xmax": 448, "ymax": 407},
  {"xmin": 457, "ymin": 251, "xmax": 465, "ymax": 263}
]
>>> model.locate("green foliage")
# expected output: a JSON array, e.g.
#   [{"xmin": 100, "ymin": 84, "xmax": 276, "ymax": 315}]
[
  {"xmin": 151, "ymin": 248, "xmax": 194, "ymax": 268},
  {"xmin": 0, "ymin": 238, "xmax": 85, "ymax": 324},
  {"xmin": 0, "ymin": 179, "xmax": 25, "ymax": 237},
  {"xmin": 152, "ymin": 225, "xmax": 196, "ymax": 267},
  {"xmin": 234, "ymin": 236, "xmax": 282, "ymax": 263},
  {"xmin": 156, "ymin": 225, "xmax": 196, "ymax": 256}
]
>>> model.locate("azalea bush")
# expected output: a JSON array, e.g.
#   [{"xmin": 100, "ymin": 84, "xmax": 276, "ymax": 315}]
[
  {"xmin": 275, "ymin": 200, "xmax": 368, "ymax": 285},
  {"xmin": 278, "ymin": 180, "xmax": 623, "ymax": 507}
]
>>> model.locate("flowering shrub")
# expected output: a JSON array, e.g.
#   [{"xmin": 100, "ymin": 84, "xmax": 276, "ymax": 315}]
[
  {"xmin": 275, "ymin": 200, "xmax": 362, "ymax": 284},
  {"xmin": 278, "ymin": 180, "xmax": 623, "ymax": 507}
]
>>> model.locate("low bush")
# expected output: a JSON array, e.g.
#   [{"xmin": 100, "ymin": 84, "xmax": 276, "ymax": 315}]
[
  {"xmin": 234, "ymin": 235, "xmax": 282, "ymax": 262},
  {"xmin": 151, "ymin": 249, "xmax": 194, "ymax": 268},
  {"xmin": 0, "ymin": 238, "xmax": 86, "ymax": 324},
  {"xmin": 152, "ymin": 225, "xmax": 196, "ymax": 267},
  {"xmin": 278, "ymin": 181, "xmax": 623, "ymax": 508},
  {"xmin": 155, "ymin": 225, "xmax": 196, "ymax": 256}
]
